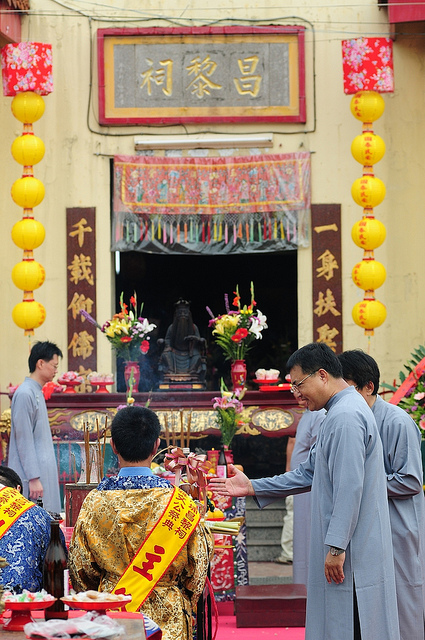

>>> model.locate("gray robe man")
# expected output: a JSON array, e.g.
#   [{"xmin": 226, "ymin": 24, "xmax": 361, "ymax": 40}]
[
  {"xmin": 339, "ymin": 347, "xmax": 425, "ymax": 640},
  {"xmin": 9, "ymin": 341, "xmax": 62, "ymax": 514},
  {"xmin": 210, "ymin": 342, "xmax": 400, "ymax": 640}
]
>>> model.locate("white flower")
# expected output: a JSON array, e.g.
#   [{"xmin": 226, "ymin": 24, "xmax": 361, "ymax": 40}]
[
  {"xmin": 256, "ymin": 310, "xmax": 268, "ymax": 329},
  {"xmin": 249, "ymin": 310, "xmax": 268, "ymax": 339}
]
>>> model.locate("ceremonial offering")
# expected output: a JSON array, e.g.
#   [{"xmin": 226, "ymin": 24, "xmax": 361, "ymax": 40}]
[
  {"xmin": 87, "ymin": 372, "xmax": 114, "ymax": 393},
  {"xmin": 2, "ymin": 590, "xmax": 55, "ymax": 631},
  {"xmin": 57, "ymin": 371, "xmax": 83, "ymax": 394},
  {"xmin": 62, "ymin": 591, "xmax": 132, "ymax": 616}
]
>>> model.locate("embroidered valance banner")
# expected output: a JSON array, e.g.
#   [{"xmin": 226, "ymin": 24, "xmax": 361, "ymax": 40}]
[{"xmin": 112, "ymin": 152, "xmax": 311, "ymax": 255}]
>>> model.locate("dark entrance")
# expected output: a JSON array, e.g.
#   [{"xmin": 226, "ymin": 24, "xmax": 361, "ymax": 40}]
[{"xmin": 114, "ymin": 250, "xmax": 298, "ymax": 392}]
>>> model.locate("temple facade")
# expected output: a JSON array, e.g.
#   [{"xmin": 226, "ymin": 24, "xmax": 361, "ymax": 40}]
[{"xmin": 1, "ymin": 0, "xmax": 425, "ymax": 398}]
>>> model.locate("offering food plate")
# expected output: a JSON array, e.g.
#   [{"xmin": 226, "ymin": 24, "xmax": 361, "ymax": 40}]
[
  {"xmin": 3, "ymin": 599, "xmax": 56, "ymax": 631},
  {"xmin": 61, "ymin": 595, "xmax": 132, "ymax": 617}
]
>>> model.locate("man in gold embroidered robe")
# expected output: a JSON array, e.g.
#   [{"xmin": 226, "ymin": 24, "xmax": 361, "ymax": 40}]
[{"xmin": 68, "ymin": 407, "xmax": 214, "ymax": 640}]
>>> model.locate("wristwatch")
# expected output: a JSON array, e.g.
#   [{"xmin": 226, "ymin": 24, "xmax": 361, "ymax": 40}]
[{"xmin": 329, "ymin": 546, "xmax": 345, "ymax": 556}]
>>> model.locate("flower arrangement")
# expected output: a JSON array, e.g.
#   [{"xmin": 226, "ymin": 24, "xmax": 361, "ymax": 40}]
[
  {"xmin": 382, "ymin": 344, "xmax": 425, "ymax": 438},
  {"xmin": 80, "ymin": 292, "xmax": 156, "ymax": 361},
  {"xmin": 206, "ymin": 282, "xmax": 267, "ymax": 362},
  {"xmin": 212, "ymin": 381, "xmax": 245, "ymax": 447}
]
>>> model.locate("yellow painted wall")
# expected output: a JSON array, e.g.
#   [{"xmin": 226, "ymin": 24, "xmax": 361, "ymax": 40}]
[{"xmin": 0, "ymin": 0, "xmax": 423, "ymax": 409}]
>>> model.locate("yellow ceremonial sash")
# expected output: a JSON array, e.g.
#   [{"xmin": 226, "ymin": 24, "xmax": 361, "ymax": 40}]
[
  {"xmin": 113, "ymin": 485, "xmax": 200, "ymax": 612},
  {"xmin": 0, "ymin": 486, "xmax": 34, "ymax": 537}
]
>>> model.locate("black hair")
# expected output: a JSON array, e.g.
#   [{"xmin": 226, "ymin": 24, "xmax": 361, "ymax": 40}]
[
  {"xmin": 28, "ymin": 341, "xmax": 63, "ymax": 373},
  {"xmin": 286, "ymin": 342, "xmax": 343, "ymax": 379},
  {"xmin": 338, "ymin": 350, "xmax": 380, "ymax": 395},
  {"xmin": 0, "ymin": 466, "xmax": 23, "ymax": 492},
  {"xmin": 111, "ymin": 406, "xmax": 161, "ymax": 462}
]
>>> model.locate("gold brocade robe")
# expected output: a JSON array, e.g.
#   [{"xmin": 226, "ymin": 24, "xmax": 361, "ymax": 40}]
[{"xmin": 68, "ymin": 479, "xmax": 214, "ymax": 640}]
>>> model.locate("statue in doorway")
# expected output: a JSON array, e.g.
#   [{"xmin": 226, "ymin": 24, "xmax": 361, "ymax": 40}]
[{"xmin": 158, "ymin": 299, "xmax": 207, "ymax": 387}]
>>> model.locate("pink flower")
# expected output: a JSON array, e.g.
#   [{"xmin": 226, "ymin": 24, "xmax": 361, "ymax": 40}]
[{"xmin": 414, "ymin": 392, "xmax": 425, "ymax": 401}]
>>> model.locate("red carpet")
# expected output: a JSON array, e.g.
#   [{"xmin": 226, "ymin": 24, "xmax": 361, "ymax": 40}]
[{"xmin": 216, "ymin": 615, "xmax": 305, "ymax": 639}]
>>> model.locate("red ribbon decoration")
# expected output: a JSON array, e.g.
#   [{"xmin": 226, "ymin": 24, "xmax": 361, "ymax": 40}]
[{"xmin": 164, "ymin": 447, "xmax": 212, "ymax": 515}]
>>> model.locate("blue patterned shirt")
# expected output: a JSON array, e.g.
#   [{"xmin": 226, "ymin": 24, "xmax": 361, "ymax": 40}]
[{"xmin": 0, "ymin": 505, "xmax": 52, "ymax": 593}]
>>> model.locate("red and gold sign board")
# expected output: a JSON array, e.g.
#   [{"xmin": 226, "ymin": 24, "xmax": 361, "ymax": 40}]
[
  {"xmin": 311, "ymin": 205, "xmax": 343, "ymax": 353},
  {"xmin": 98, "ymin": 26, "xmax": 305, "ymax": 126},
  {"xmin": 66, "ymin": 208, "xmax": 97, "ymax": 382}
]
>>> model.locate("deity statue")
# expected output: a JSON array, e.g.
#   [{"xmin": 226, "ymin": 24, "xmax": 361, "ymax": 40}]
[{"xmin": 158, "ymin": 299, "xmax": 207, "ymax": 388}]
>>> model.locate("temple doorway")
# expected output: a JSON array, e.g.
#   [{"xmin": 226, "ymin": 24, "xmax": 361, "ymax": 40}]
[{"xmin": 114, "ymin": 250, "xmax": 298, "ymax": 391}]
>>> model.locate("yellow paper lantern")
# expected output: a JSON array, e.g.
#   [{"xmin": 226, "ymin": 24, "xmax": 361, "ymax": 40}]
[
  {"xmin": 11, "ymin": 177, "xmax": 45, "ymax": 208},
  {"xmin": 11, "ymin": 92, "xmax": 45, "ymax": 124},
  {"xmin": 11, "ymin": 134, "xmax": 45, "ymax": 166},
  {"xmin": 11, "ymin": 218, "xmax": 46, "ymax": 250},
  {"xmin": 352, "ymin": 259, "xmax": 386, "ymax": 290},
  {"xmin": 12, "ymin": 260, "xmax": 45, "ymax": 291},
  {"xmin": 350, "ymin": 91, "xmax": 385, "ymax": 123},
  {"xmin": 351, "ymin": 133, "xmax": 385, "ymax": 166},
  {"xmin": 351, "ymin": 218, "xmax": 386, "ymax": 250},
  {"xmin": 352, "ymin": 299, "xmax": 387, "ymax": 333},
  {"xmin": 351, "ymin": 175, "xmax": 386, "ymax": 208},
  {"xmin": 12, "ymin": 300, "xmax": 46, "ymax": 334}
]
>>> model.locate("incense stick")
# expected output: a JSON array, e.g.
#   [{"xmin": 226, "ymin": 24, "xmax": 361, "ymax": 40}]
[
  {"xmin": 186, "ymin": 409, "xmax": 192, "ymax": 450},
  {"xmin": 102, "ymin": 416, "xmax": 108, "ymax": 472},
  {"xmin": 164, "ymin": 414, "xmax": 170, "ymax": 447},
  {"xmin": 180, "ymin": 409, "xmax": 184, "ymax": 449},
  {"xmin": 84, "ymin": 422, "xmax": 91, "ymax": 484},
  {"xmin": 171, "ymin": 411, "xmax": 176, "ymax": 446}
]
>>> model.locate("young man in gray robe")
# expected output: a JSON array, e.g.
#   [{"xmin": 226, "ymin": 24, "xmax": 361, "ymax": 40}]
[
  {"xmin": 210, "ymin": 342, "xmax": 400, "ymax": 640},
  {"xmin": 9, "ymin": 341, "xmax": 63, "ymax": 514},
  {"xmin": 339, "ymin": 349, "xmax": 425, "ymax": 640}
]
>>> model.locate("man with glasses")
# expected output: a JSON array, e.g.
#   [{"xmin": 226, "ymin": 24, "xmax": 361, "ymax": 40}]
[
  {"xmin": 338, "ymin": 349, "xmax": 425, "ymax": 640},
  {"xmin": 210, "ymin": 342, "xmax": 400, "ymax": 640},
  {"xmin": 9, "ymin": 341, "xmax": 63, "ymax": 513}
]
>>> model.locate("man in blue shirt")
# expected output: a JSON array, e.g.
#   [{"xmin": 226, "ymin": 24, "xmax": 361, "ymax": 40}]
[{"xmin": 0, "ymin": 466, "xmax": 53, "ymax": 593}]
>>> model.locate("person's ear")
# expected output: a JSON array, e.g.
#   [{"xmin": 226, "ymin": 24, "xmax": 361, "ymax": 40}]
[
  {"xmin": 17, "ymin": 484, "xmax": 22, "ymax": 494},
  {"xmin": 110, "ymin": 439, "xmax": 118, "ymax": 455},
  {"xmin": 365, "ymin": 381, "xmax": 375, "ymax": 396},
  {"xmin": 152, "ymin": 437, "xmax": 160, "ymax": 456}
]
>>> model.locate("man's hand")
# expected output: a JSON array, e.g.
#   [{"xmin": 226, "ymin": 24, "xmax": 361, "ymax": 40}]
[
  {"xmin": 28, "ymin": 478, "xmax": 43, "ymax": 501},
  {"xmin": 208, "ymin": 464, "xmax": 254, "ymax": 497},
  {"xmin": 324, "ymin": 550, "xmax": 345, "ymax": 584}
]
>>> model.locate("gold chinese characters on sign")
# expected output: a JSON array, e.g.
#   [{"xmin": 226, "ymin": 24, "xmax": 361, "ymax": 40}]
[
  {"xmin": 66, "ymin": 208, "xmax": 97, "ymax": 378},
  {"xmin": 312, "ymin": 206, "xmax": 343, "ymax": 353},
  {"xmin": 98, "ymin": 26, "xmax": 306, "ymax": 125}
]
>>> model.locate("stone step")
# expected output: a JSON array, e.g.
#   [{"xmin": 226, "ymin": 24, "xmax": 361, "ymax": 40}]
[
  {"xmin": 245, "ymin": 509, "xmax": 285, "ymax": 524},
  {"xmin": 246, "ymin": 524, "xmax": 282, "ymax": 543},
  {"xmin": 247, "ymin": 543, "xmax": 283, "ymax": 562}
]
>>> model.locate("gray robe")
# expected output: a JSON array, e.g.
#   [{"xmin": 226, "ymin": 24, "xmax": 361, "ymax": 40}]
[
  {"xmin": 252, "ymin": 387, "xmax": 399, "ymax": 640},
  {"xmin": 372, "ymin": 394, "xmax": 425, "ymax": 640},
  {"xmin": 291, "ymin": 408, "xmax": 326, "ymax": 585},
  {"xmin": 9, "ymin": 377, "xmax": 61, "ymax": 513}
]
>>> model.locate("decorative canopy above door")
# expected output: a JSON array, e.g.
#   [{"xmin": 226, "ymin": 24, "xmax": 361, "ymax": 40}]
[{"xmin": 112, "ymin": 152, "xmax": 311, "ymax": 255}]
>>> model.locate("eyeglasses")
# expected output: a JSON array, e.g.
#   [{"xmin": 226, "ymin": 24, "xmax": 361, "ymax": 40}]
[{"xmin": 290, "ymin": 370, "xmax": 318, "ymax": 394}]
